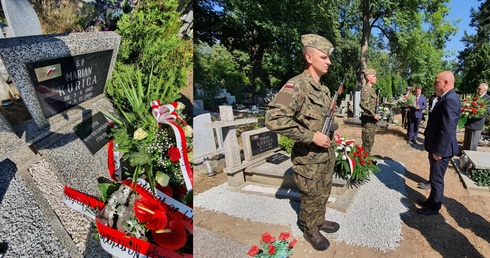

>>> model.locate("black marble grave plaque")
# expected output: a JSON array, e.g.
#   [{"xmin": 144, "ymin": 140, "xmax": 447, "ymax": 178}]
[
  {"xmin": 74, "ymin": 112, "xmax": 110, "ymax": 154},
  {"xmin": 250, "ymin": 131, "xmax": 279, "ymax": 156},
  {"xmin": 26, "ymin": 49, "xmax": 113, "ymax": 118},
  {"xmin": 266, "ymin": 153, "xmax": 289, "ymax": 164}
]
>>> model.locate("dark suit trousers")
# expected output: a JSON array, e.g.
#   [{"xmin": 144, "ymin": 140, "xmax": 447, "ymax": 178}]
[
  {"xmin": 462, "ymin": 128, "xmax": 482, "ymax": 151},
  {"xmin": 407, "ymin": 117, "xmax": 422, "ymax": 141},
  {"xmin": 428, "ymin": 154, "xmax": 450, "ymax": 210}
]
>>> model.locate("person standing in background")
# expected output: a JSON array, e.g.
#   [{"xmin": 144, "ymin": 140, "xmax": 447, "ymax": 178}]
[
  {"xmin": 407, "ymin": 86, "xmax": 427, "ymax": 145},
  {"xmin": 360, "ymin": 69, "xmax": 380, "ymax": 154},
  {"xmin": 418, "ymin": 71, "xmax": 461, "ymax": 215},
  {"xmin": 402, "ymin": 87, "xmax": 412, "ymax": 129},
  {"xmin": 462, "ymin": 83, "xmax": 490, "ymax": 151}
]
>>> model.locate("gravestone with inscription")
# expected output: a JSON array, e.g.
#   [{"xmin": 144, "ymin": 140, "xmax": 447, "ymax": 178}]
[
  {"xmin": 26, "ymin": 50, "xmax": 113, "ymax": 118},
  {"xmin": 0, "ymin": 32, "xmax": 120, "ymax": 128},
  {"xmin": 0, "ymin": 32, "xmax": 121, "ymax": 256}
]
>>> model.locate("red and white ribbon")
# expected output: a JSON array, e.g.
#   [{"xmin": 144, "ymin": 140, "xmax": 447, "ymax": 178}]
[
  {"xmin": 62, "ymin": 185, "xmax": 192, "ymax": 257},
  {"xmin": 334, "ymin": 133, "xmax": 356, "ymax": 177},
  {"xmin": 150, "ymin": 100, "xmax": 193, "ymax": 191}
]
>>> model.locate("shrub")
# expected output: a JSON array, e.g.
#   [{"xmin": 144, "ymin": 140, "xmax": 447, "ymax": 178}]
[{"xmin": 471, "ymin": 169, "xmax": 490, "ymax": 187}]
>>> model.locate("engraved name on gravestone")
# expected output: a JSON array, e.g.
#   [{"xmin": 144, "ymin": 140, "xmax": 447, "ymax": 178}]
[
  {"xmin": 26, "ymin": 50, "xmax": 113, "ymax": 118},
  {"xmin": 250, "ymin": 131, "xmax": 279, "ymax": 156},
  {"xmin": 74, "ymin": 112, "xmax": 110, "ymax": 154}
]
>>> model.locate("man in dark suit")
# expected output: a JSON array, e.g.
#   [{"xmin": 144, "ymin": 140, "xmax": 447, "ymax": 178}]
[
  {"xmin": 462, "ymin": 83, "xmax": 490, "ymax": 151},
  {"xmin": 419, "ymin": 71, "xmax": 461, "ymax": 215},
  {"xmin": 407, "ymin": 86, "xmax": 427, "ymax": 145}
]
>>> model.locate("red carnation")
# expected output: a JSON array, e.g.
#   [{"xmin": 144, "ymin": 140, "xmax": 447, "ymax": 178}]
[
  {"xmin": 279, "ymin": 232, "xmax": 290, "ymax": 241},
  {"xmin": 248, "ymin": 246, "xmax": 260, "ymax": 256},
  {"xmin": 480, "ymin": 103, "xmax": 485, "ymax": 107},
  {"xmin": 472, "ymin": 108, "xmax": 477, "ymax": 114},
  {"xmin": 268, "ymin": 244, "xmax": 276, "ymax": 255},
  {"xmin": 364, "ymin": 152, "xmax": 369, "ymax": 158},
  {"xmin": 472, "ymin": 102, "xmax": 477, "ymax": 107},
  {"xmin": 361, "ymin": 159, "xmax": 366, "ymax": 165},
  {"xmin": 463, "ymin": 99, "xmax": 468, "ymax": 102},
  {"xmin": 369, "ymin": 160, "xmax": 373, "ymax": 165},
  {"xmin": 289, "ymin": 239, "xmax": 297, "ymax": 248},
  {"xmin": 168, "ymin": 146, "xmax": 181, "ymax": 162},
  {"xmin": 474, "ymin": 97, "xmax": 479, "ymax": 101},
  {"xmin": 261, "ymin": 232, "xmax": 274, "ymax": 243}
]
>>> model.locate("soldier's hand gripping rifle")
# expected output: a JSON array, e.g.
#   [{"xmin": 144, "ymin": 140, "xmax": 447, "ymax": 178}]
[{"xmin": 321, "ymin": 77, "xmax": 345, "ymax": 135}]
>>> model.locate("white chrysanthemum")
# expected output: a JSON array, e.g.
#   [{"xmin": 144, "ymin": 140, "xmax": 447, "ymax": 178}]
[
  {"xmin": 342, "ymin": 155, "xmax": 347, "ymax": 160},
  {"xmin": 335, "ymin": 152, "xmax": 339, "ymax": 158},
  {"xmin": 346, "ymin": 146, "xmax": 351, "ymax": 152},
  {"xmin": 336, "ymin": 146, "xmax": 343, "ymax": 151}
]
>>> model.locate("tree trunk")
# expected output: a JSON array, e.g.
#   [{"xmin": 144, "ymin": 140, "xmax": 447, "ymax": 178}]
[
  {"xmin": 358, "ymin": 0, "xmax": 372, "ymax": 89},
  {"xmin": 249, "ymin": 43, "xmax": 265, "ymax": 94}
]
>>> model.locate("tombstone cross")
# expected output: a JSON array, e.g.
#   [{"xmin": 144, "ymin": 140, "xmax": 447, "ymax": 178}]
[{"xmin": 205, "ymin": 106, "xmax": 257, "ymax": 186}]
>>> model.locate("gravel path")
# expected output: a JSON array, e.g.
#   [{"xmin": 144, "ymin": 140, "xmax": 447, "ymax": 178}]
[{"xmin": 194, "ymin": 159, "xmax": 410, "ymax": 251}]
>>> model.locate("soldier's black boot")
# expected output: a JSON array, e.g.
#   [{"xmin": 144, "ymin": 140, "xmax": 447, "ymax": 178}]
[
  {"xmin": 319, "ymin": 220, "xmax": 340, "ymax": 233},
  {"xmin": 303, "ymin": 231, "xmax": 330, "ymax": 251}
]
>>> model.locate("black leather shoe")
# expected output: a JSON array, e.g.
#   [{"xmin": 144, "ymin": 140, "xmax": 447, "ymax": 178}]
[
  {"xmin": 411, "ymin": 140, "xmax": 420, "ymax": 145},
  {"xmin": 319, "ymin": 220, "xmax": 340, "ymax": 233},
  {"xmin": 417, "ymin": 207, "xmax": 439, "ymax": 216},
  {"xmin": 417, "ymin": 182, "xmax": 431, "ymax": 190},
  {"xmin": 416, "ymin": 199, "xmax": 428, "ymax": 207},
  {"xmin": 303, "ymin": 231, "xmax": 330, "ymax": 251}
]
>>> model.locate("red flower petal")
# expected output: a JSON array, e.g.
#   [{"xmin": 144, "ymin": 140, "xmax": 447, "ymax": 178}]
[
  {"xmin": 268, "ymin": 243, "xmax": 276, "ymax": 255},
  {"xmin": 134, "ymin": 197, "xmax": 168, "ymax": 230},
  {"xmin": 248, "ymin": 245, "xmax": 260, "ymax": 256},
  {"xmin": 261, "ymin": 232, "xmax": 273, "ymax": 243},
  {"xmin": 289, "ymin": 239, "xmax": 297, "ymax": 248},
  {"xmin": 279, "ymin": 232, "xmax": 290, "ymax": 241},
  {"xmin": 152, "ymin": 220, "xmax": 187, "ymax": 250}
]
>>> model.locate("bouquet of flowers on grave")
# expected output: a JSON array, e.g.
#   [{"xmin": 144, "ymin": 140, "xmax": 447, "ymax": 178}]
[
  {"xmin": 333, "ymin": 133, "xmax": 380, "ymax": 183},
  {"xmin": 62, "ymin": 100, "xmax": 194, "ymax": 257},
  {"xmin": 395, "ymin": 93, "xmax": 415, "ymax": 108},
  {"xmin": 247, "ymin": 232, "xmax": 297, "ymax": 258},
  {"xmin": 458, "ymin": 94, "xmax": 489, "ymax": 128}
]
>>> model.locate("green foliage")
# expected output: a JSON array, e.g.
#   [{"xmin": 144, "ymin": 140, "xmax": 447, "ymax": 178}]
[
  {"xmin": 458, "ymin": 1, "xmax": 490, "ymax": 93},
  {"xmin": 470, "ymin": 169, "xmax": 490, "ymax": 187},
  {"xmin": 116, "ymin": 0, "xmax": 192, "ymax": 92},
  {"xmin": 278, "ymin": 136, "xmax": 294, "ymax": 154},
  {"xmin": 194, "ymin": 42, "xmax": 250, "ymax": 106}
]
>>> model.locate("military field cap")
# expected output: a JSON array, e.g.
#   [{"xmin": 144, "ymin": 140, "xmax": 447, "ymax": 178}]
[
  {"xmin": 406, "ymin": 87, "xmax": 411, "ymax": 91},
  {"xmin": 363, "ymin": 68, "xmax": 376, "ymax": 76},
  {"xmin": 301, "ymin": 34, "xmax": 334, "ymax": 55}
]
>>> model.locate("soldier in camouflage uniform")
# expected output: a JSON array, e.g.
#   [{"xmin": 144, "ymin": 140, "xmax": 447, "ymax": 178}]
[
  {"xmin": 360, "ymin": 69, "xmax": 380, "ymax": 154},
  {"xmin": 265, "ymin": 34, "xmax": 339, "ymax": 251}
]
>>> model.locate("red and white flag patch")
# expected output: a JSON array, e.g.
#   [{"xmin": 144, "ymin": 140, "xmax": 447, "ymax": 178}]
[{"xmin": 285, "ymin": 83, "xmax": 294, "ymax": 89}]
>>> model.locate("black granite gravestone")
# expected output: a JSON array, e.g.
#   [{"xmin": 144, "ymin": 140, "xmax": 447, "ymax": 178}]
[
  {"xmin": 74, "ymin": 112, "xmax": 110, "ymax": 154},
  {"xmin": 26, "ymin": 49, "xmax": 113, "ymax": 118},
  {"xmin": 250, "ymin": 131, "xmax": 279, "ymax": 156}
]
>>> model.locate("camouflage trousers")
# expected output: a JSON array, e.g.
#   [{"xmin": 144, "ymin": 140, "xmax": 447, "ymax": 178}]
[
  {"xmin": 361, "ymin": 119, "xmax": 377, "ymax": 154},
  {"xmin": 293, "ymin": 158, "xmax": 335, "ymax": 234}
]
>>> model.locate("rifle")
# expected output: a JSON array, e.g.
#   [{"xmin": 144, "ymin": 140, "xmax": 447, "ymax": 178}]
[
  {"xmin": 321, "ymin": 77, "xmax": 345, "ymax": 134},
  {"xmin": 375, "ymin": 88, "xmax": 380, "ymax": 115}
]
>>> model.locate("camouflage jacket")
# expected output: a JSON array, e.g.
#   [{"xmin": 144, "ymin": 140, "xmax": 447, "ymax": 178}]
[
  {"xmin": 265, "ymin": 70, "xmax": 338, "ymax": 168},
  {"xmin": 360, "ymin": 84, "xmax": 377, "ymax": 118}
]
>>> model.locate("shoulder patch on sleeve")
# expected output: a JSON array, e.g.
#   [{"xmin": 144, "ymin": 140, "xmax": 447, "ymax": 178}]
[{"xmin": 285, "ymin": 83, "xmax": 295, "ymax": 89}]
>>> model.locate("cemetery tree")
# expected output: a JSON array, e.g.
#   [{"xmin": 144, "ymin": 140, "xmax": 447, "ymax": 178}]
[
  {"xmin": 195, "ymin": 0, "xmax": 339, "ymax": 94},
  {"xmin": 194, "ymin": 42, "xmax": 250, "ymax": 109},
  {"xmin": 338, "ymin": 0, "xmax": 456, "ymax": 89},
  {"xmin": 457, "ymin": 0, "xmax": 490, "ymax": 93}
]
